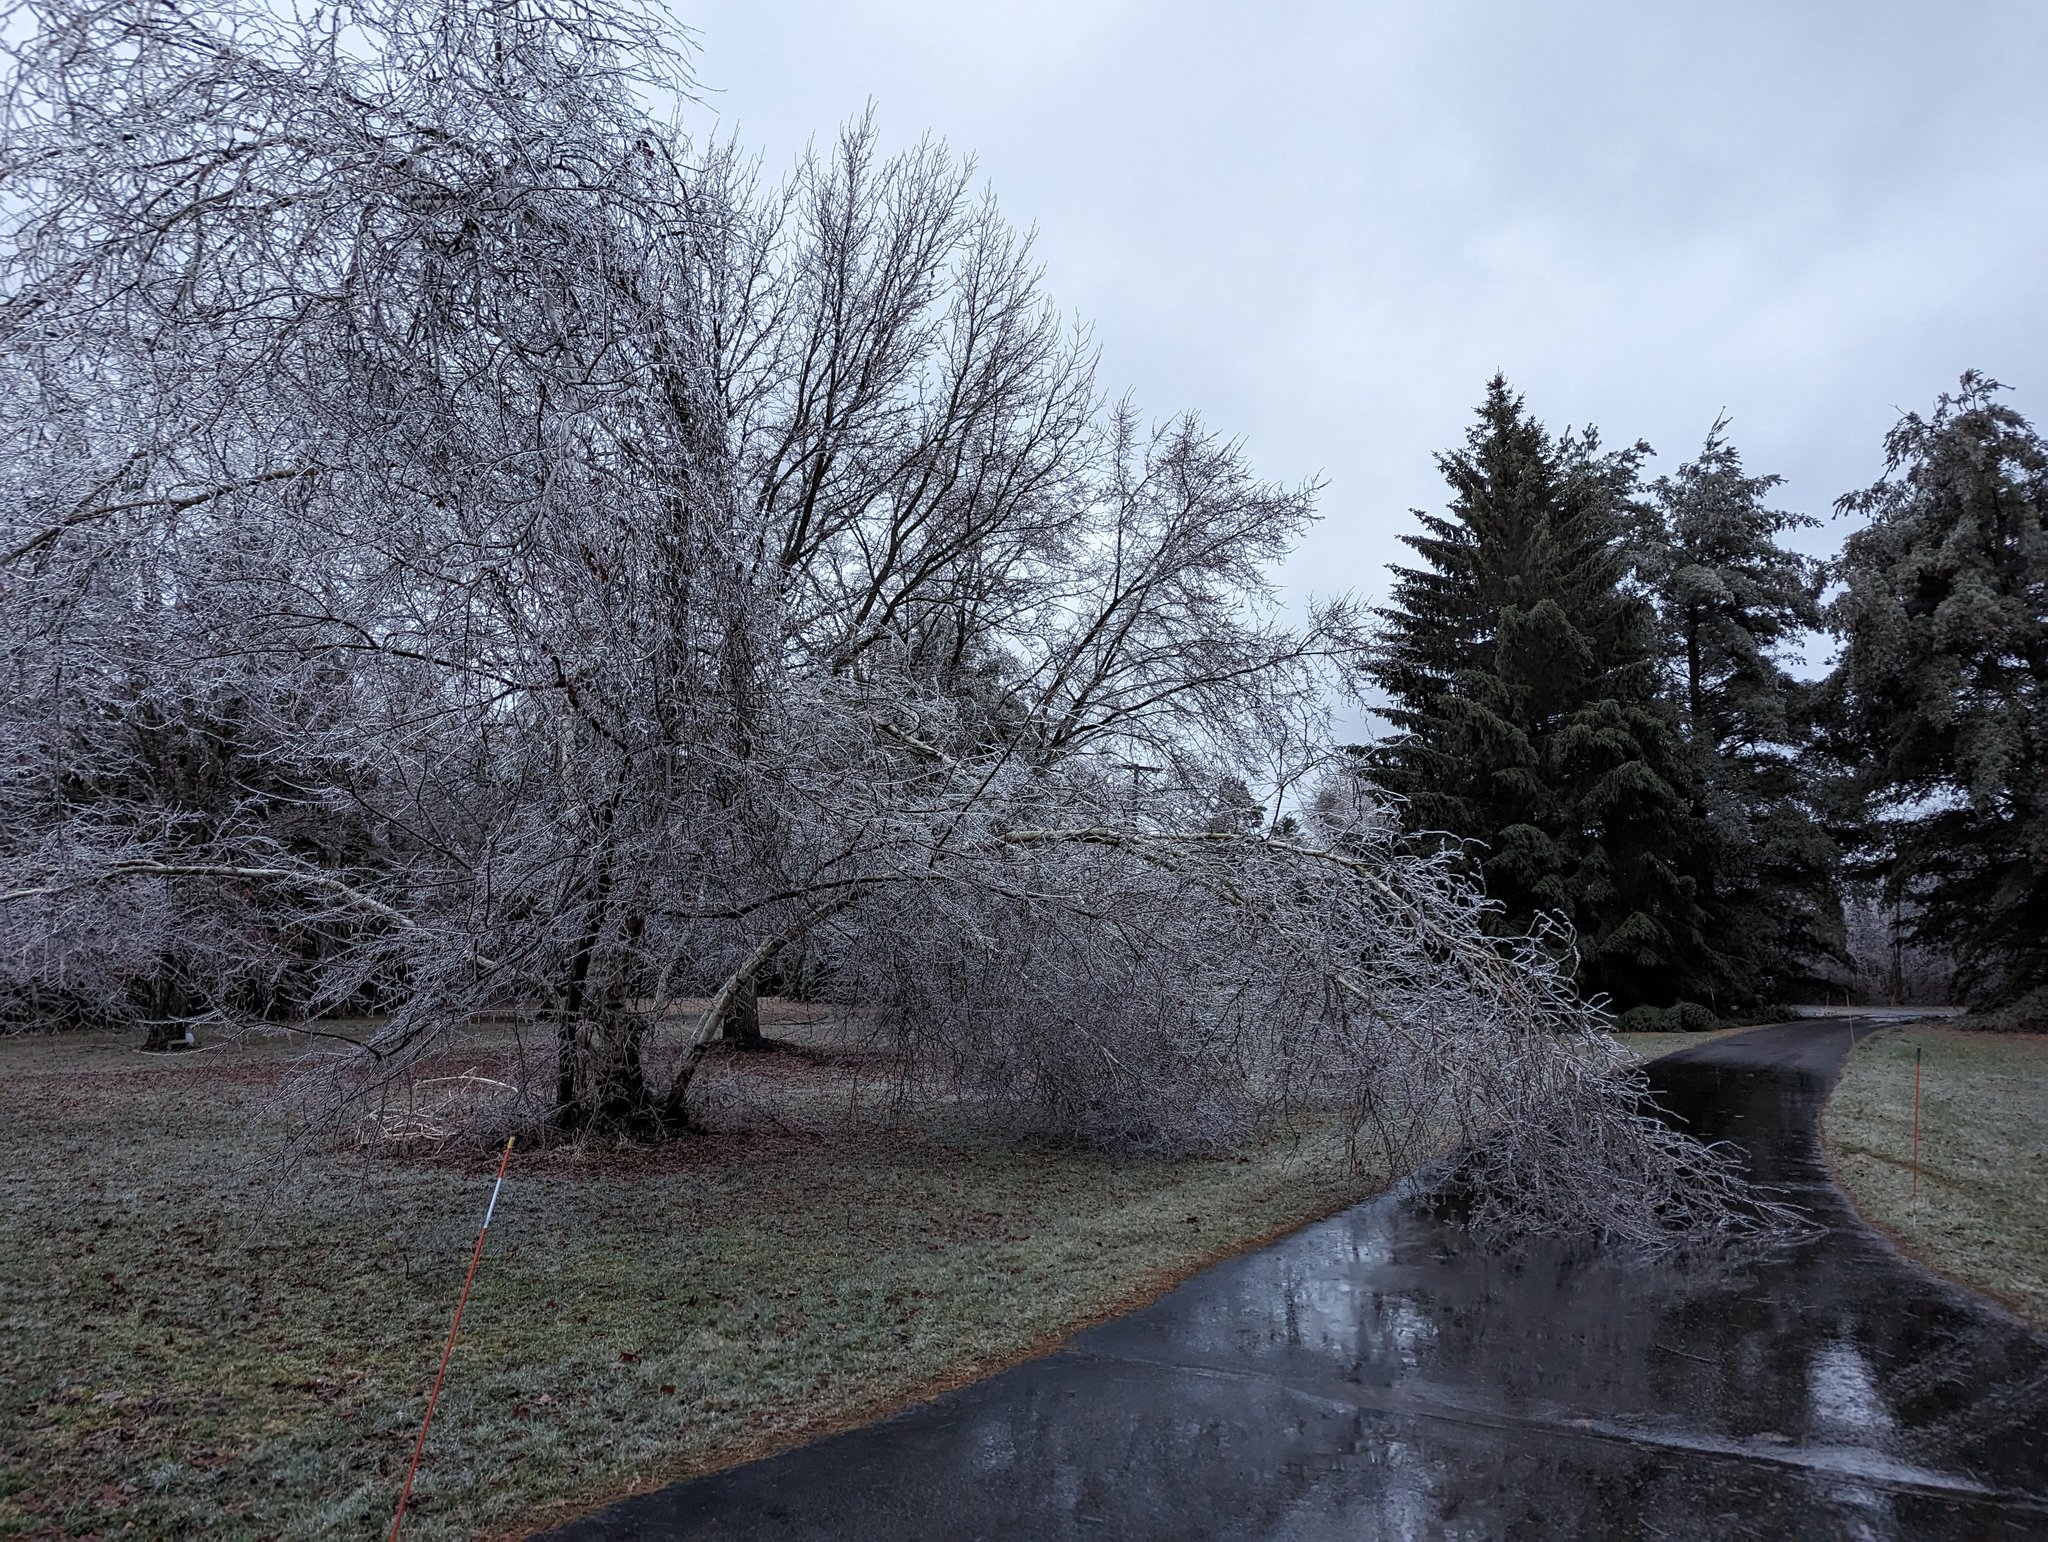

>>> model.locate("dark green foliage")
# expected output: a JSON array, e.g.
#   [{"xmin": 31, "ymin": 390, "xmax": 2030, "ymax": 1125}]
[
  {"xmin": 1367, "ymin": 377, "xmax": 1717, "ymax": 1013},
  {"xmin": 1642, "ymin": 423, "xmax": 1842, "ymax": 1004},
  {"xmin": 1827, "ymin": 374, "xmax": 2048, "ymax": 1023},
  {"xmin": 1614, "ymin": 1000, "xmax": 1720, "ymax": 1034}
]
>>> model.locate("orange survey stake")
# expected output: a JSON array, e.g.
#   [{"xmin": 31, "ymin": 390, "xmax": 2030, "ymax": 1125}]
[{"xmin": 391, "ymin": 1135, "xmax": 515, "ymax": 1540}]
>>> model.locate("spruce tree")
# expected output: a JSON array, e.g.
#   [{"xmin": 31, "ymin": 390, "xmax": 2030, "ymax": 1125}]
[
  {"xmin": 1642, "ymin": 422, "xmax": 1841, "ymax": 1004},
  {"xmin": 1827, "ymin": 373, "xmax": 2048, "ymax": 1023},
  {"xmin": 1368, "ymin": 377, "xmax": 1716, "ymax": 1018}
]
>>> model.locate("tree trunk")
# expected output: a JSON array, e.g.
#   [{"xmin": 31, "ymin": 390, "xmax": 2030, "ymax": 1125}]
[
  {"xmin": 588, "ymin": 910, "xmax": 659, "ymax": 1133},
  {"xmin": 587, "ymin": 1007, "xmax": 657, "ymax": 1134},
  {"xmin": 141, "ymin": 958, "xmax": 192, "ymax": 1052},
  {"xmin": 660, "ymin": 931, "xmax": 792, "ymax": 1130},
  {"xmin": 717, "ymin": 975, "xmax": 762, "ymax": 1046},
  {"xmin": 554, "ymin": 806, "xmax": 620, "ymax": 1131},
  {"xmin": 554, "ymin": 937, "xmax": 598, "ymax": 1130}
]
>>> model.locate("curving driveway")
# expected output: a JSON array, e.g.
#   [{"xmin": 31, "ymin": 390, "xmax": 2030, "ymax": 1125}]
[{"xmin": 542, "ymin": 1021, "xmax": 2048, "ymax": 1539}]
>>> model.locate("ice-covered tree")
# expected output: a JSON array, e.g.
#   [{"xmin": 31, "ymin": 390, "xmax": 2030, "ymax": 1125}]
[
  {"xmin": 1827, "ymin": 374, "xmax": 2048, "ymax": 1024},
  {"xmin": 0, "ymin": 0, "xmax": 1793, "ymax": 1245}
]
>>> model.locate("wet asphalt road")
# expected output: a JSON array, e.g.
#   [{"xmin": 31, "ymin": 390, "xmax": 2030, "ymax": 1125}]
[{"xmin": 543, "ymin": 1020, "xmax": 2048, "ymax": 1539}]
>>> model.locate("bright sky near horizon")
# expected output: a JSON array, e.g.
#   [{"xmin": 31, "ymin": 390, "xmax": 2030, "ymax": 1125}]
[{"xmin": 672, "ymin": 1, "xmax": 2048, "ymax": 640}]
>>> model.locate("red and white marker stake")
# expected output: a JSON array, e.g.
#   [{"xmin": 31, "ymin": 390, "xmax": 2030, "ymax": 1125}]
[{"xmin": 390, "ymin": 1136, "xmax": 515, "ymax": 1541}]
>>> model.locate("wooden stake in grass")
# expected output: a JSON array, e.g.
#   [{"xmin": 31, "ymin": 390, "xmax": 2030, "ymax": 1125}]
[{"xmin": 390, "ymin": 1137, "xmax": 514, "ymax": 1541}]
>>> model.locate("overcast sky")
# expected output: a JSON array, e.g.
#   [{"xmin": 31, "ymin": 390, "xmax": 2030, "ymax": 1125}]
[{"xmin": 673, "ymin": 0, "xmax": 2048, "ymax": 633}]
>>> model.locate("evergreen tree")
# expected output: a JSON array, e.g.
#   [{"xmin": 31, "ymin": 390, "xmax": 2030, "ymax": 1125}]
[
  {"xmin": 1642, "ymin": 422, "xmax": 1841, "ymax": 1004},
  {"xmin": 1827, "ymin": 373, "xmax": 2048, "ymax": 1022},
  {"xmin": 1368, "ymin": 377, "xmax": 1717, "ymax": 1018}
]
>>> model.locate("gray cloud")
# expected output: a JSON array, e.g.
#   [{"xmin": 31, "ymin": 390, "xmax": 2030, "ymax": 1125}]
[{"xmin": 678, "ymin": 0, "xmax": 2048, "ymax": 622}]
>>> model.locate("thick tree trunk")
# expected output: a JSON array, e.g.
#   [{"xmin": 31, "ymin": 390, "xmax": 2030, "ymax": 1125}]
[
  {"xmin": 717, "ymin": 975, "xmax": 762, "ymax": 1045},
  {"xmin": 559, "ymin": 1000, "xmax": 665, "ymax": 1135},
  {"xmin": 554, "ymin": 806, "xmax": 621, "ymax": 1131},
  {"xmin": 587, "ymin": 1009, "xmax": 657, "ymax": 1134},
  {"xmin": 587, "ymin": 910, "xmax": 659, "ymax": 1133},
  {"xmin": 141, "ymin": 959, "xmax": 192, "ymax": 1052},
  {"xmin": 554, "ymin": 946, "xmax": 597, "ymax": 1130}
]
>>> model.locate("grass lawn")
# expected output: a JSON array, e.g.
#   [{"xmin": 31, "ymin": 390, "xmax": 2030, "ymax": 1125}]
[
  {"xmin": 0, "ymin": 1021, "xmax": 1394, "ymax": 1539},
  {"xmin": 1608, "ymin": 1023, "xmax": 1762, "ymax": 1063},
  {"xmin": 1822, "ymin": 1027, "xmax": 2048, "ymax": 1326}
]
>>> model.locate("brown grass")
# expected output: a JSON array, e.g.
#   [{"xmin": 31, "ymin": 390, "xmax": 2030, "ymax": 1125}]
[{"xmin": 1607, "ymin": 1023, "xmax": 1762, "ymax": 1063}]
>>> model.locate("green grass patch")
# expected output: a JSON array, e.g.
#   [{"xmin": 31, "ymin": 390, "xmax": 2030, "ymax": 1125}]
[
  {"xmin": 0, "ymin": 1029, "xmax": 1392, "ymax": 1538},
  {"xmin": 1822, "ymin": 1027, "xmax": 2048, "ymax": 1326}
]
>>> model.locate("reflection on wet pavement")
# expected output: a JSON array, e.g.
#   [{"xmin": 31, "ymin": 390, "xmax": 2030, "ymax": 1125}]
[{"xmin": 542, "ymin": 1022, "xmax": 2048, "ymax": 1539}]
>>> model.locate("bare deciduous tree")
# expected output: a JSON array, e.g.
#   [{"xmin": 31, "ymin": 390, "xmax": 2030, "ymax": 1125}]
[{"xmin": 1, "ymin": 0, "xmax": 1791, "ymax": 1248}]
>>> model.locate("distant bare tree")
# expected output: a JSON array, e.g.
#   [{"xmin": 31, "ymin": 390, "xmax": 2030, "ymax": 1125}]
[
  {"xmin": 1834, "ymin": 890, "xmax": 1955, "ymax": 1008},
  {"xmin": 0, "ymin": 0, "xmax": 1791, "ymax": 1247}
]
